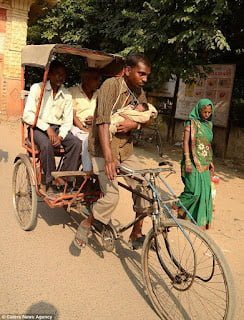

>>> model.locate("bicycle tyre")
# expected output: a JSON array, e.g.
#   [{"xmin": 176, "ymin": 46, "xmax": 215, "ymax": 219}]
[
  {"xmin": 142, "ymin": 219, "xmax": 235, "ymax": 320},
  {"xmin": 12, "ymin": 158, "xmax": 38, "ymax": 231}
]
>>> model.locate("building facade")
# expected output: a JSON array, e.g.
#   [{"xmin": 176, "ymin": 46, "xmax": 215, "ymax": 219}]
[{"xmin": 0, "ymin": 0, "xmax": 34, "ymax": 118}]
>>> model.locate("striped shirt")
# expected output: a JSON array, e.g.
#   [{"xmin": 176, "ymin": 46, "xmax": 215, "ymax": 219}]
[{"xmin": 88, "ymin": 77, "xmax": 147, "ymax": 161}]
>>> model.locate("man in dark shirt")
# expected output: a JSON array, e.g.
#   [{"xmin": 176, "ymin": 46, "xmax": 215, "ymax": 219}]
[{"xmin": 75, "ymin": 54, "xmax": 152, "ymax": 249}]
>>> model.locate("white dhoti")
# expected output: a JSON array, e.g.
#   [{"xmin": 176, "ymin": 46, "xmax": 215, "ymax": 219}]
[{"xmin": 71, "ymin": 126, "xmax": 92, "ymax": 171}]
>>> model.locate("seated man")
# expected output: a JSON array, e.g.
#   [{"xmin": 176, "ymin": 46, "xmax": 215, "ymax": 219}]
[
  {"xmin": 22, "ymin": 60, "xmax": 82, "ymax": 193},
  {"xmin": 74, "ymin": 53, "xmax": 154, "ymax": 249},
  {"xmin": 69, "ymin": 68, "xmax": 101, "ymax": 171}
]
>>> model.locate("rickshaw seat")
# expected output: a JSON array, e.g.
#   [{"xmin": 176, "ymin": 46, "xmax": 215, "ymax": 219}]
[{"xmin": 51, "ymin": 171, "xmax": 93, "ymax": 179}]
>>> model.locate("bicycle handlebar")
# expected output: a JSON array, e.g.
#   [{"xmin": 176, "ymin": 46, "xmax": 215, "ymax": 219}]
[{"xmin": 119, "ymin": 163, "xmax": 174, "ymax": 176}]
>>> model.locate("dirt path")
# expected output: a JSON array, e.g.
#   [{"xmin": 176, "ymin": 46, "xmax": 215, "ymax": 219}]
[{"xmin": 0, "ymin": 121, "xmax": 243, "ymax": 320}]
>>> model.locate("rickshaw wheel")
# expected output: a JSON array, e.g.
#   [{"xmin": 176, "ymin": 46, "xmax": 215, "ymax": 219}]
[{"xmin": 12, "ymin": 158, "xmax": 37, "ymax": 231}]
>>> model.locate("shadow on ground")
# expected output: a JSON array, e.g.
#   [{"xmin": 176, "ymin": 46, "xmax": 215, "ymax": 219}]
[
  {"xmin": 114, "ymin": 240, "xmax": 153, "ymax": 308},
  {"xmin": 25, "ymin": 301, "xmax": 59, "ymax": 319},
  {"xmin": 0, "ymin": 149, "xmax": 8, "ymax": 162}
]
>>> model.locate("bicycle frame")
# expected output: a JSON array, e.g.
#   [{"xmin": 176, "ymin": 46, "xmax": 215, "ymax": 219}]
[{"xmin": 98, "ymin": 165, "xmax": 197, "ymax": 244}]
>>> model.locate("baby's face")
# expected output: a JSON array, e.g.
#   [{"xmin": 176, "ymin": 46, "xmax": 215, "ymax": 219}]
[{"xmin": 135, "ymin": 104, "xmax": 146, "ymax": 112}]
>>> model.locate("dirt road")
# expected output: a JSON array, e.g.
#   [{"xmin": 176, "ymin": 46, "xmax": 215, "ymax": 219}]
[{"xmin": 0, "ymin": 121, "xmax": 243, "ymax": 319}]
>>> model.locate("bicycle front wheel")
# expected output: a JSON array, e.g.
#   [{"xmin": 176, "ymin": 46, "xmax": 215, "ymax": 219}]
[{"xmin": 142, "ymin": 219, "xmax": 235, "ymax": 320}]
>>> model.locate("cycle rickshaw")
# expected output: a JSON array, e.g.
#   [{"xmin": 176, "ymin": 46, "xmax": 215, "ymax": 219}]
[{"xmin": 12, "ymin": 44, "xmax": 235, "ymax": 320}]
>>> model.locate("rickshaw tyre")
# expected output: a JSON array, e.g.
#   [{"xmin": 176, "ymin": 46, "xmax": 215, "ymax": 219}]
[
  {"xmin": 12, "ymin": 157, "xmax": 38, "ymax": 231},
  {"xmin": 141, "ymin": 219, "xmax": 236, "ymax": 320}
]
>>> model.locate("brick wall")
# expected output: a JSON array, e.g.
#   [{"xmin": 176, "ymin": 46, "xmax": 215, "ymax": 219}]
[
  {"xmin": 0, "ymin": 7, "xmax": 7, "ymax": 118},
  {"xmin": 0, "ymin": 1, "xmax": 33, "ymax": 119}
]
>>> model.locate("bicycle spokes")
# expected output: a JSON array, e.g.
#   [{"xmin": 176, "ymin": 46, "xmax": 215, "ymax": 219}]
[{"xmin": 142, "ymin": 221, "xmax": 233, "ymax": 320}]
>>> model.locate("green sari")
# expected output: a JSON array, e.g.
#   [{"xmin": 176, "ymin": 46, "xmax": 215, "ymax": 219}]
[{"xmin": 178, "ymin": 99, "xmax": 215, "ymax": 227}]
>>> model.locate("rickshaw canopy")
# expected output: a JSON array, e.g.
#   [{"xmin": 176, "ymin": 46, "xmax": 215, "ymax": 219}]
[{"xmin": 21, "ymin": 44, "xmax": 123, "ymax": 69}]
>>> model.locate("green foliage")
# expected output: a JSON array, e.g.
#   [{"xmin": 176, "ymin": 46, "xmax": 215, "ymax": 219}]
[{"xmin": 27, "ymin": 0, "xmax": 243, "ymax": 84}]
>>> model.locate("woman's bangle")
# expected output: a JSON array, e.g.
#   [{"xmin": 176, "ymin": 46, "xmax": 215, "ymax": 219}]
[{"xmin": 185, "ymin": 159, "xmax": 191, "ymax": 166}]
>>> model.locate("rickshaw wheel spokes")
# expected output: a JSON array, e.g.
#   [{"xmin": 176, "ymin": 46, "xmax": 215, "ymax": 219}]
[{"xmin": 12, "ymin": 158, "xmax": 37, "ymax": 231}]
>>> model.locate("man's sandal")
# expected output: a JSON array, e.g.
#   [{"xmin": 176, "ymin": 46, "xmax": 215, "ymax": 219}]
[
  {"xmin": 74, "ymin": 223, "xmax": 90, "ymax": 249},
  {"xmin": 177, "ymin": 208, "xmax": 186, "ymax": 219},
  {"xmin": 129, "ymin": 235, "xmax": 146, "ymax": 250},
  {"xmin": 129, "ymin": 235, "xmax": 156, "ymax": 251}
]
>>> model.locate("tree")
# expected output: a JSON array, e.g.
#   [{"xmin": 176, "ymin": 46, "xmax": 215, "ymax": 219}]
[{"xmin": 28, "ymin": 0, "xmax": 243, "ymax": 82}]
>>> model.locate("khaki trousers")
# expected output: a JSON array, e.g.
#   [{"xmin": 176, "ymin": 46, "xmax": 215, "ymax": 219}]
[{"xmin": 91, "ymin": 155, "xmax": 152, "ymax": 224}]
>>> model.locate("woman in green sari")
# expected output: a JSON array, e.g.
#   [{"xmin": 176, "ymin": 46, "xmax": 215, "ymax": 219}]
[{"xmin": 177, "ymin": 98, "xmax": 215, "ymax": 229}]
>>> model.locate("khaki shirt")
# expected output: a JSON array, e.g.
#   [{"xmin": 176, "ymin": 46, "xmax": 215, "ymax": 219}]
[
  {"xmin": 69, "ymin": 85, "xmax": 97, "ymax": 122},
  {"xmin": 23, "ymin": 80, "xmax": 73, "ymax": 139},
  {"xmin": 88, "ymin": 77, "xmax": 147, "ymax": 161}
]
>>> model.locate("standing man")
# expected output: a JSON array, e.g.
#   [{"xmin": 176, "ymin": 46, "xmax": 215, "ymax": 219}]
[
  {"xmin": 23, "ymin": 60, "xmax": 82, "ymax": 194},
  {"xmin": 69, "ymin": 68, "xmax": 101, "ymax": 171},
  {"xmin": 75, "ymin": 54, "xmax": 153, "ymax": 249}
]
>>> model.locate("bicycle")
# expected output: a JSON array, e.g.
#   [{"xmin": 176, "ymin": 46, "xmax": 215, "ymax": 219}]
[
  {"xmin": 13, "ymin": 158, "xmax": 235, "ymax": 319},
  {"xmin": 64, "ymin": 163, "xmax": 234, "ymax": 320}
]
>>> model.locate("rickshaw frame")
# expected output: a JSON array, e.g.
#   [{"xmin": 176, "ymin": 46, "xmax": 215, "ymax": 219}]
[{"xmin": 18, "ymin": 44, "xmax": 124, "ymax": 207}]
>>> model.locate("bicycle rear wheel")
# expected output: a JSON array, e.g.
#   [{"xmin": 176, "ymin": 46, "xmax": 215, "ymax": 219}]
[{"xmin": 142, "ymin": 219, "xmax": 235, "ymax": 320}]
